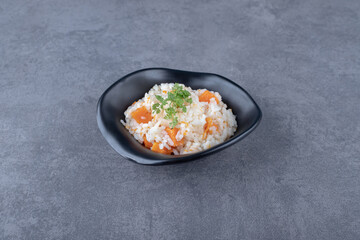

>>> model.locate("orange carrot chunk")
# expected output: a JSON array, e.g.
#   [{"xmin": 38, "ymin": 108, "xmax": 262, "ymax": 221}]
[
  {"xmin": 151, "ymin": 142, "xmax": 173, "ymax": 155},
  {"xmin": 143, "ymin": 136, "xmax": 153, "ymax": 148},
  {"xmin": 131, "ymin": 106, "xmax": 152, "ymax": 124},
  {"xmin": 199, "ymin": 90, "xmax": 219, "ymax": 104},
  {"xmin": 203, "ymin": 117, "xmax": 219, "ymax": 139},
  {"xmin": 165, "ymin": 127, "xmax": 184, "ymax": 147}
]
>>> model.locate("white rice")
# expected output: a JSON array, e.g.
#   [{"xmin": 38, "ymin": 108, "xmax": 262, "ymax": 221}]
[{"xmin": 121, "ymin": 83, "xmax": 237, "ymax": 155}]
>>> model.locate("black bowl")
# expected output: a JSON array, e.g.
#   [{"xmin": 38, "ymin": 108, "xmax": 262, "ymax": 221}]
[{"xmin": 97, "ymin": 68, "xmax": 262, "ymax": 165}]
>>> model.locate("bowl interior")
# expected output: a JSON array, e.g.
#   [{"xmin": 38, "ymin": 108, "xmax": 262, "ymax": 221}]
[{"xmin": 97, "ymin": 68, "xmax": 261, "ymax": 163}]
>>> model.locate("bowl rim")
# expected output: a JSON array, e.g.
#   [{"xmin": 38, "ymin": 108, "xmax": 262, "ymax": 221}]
[{"xmin": 97, "ymin": 67, "xmax": 262, "ymax": 165}]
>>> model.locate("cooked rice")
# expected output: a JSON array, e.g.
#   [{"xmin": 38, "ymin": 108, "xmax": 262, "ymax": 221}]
[{"xmin": 121, "ymin": 83, "xmax": 237, "ymax": 155}]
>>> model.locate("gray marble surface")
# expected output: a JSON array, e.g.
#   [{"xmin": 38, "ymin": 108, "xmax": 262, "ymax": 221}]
[{"xmin": 1, "ymin": 0, "xmax": 360, "ymax": 239}]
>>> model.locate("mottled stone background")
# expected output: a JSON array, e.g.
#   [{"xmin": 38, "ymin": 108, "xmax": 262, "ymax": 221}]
[{"xmin": 1, "ymin": 0, "xmax": 359, "ymax": 239}]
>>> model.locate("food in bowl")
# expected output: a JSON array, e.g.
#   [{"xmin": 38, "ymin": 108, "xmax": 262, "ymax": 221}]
[{"xmin": 121, "ymin": 83, "xmax": 237, "ymax": 155}]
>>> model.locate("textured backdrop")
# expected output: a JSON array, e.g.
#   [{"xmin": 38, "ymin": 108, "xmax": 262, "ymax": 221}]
[{"xmin": 1, "ymin": 0, "xmax": 360, "ymax": 239}]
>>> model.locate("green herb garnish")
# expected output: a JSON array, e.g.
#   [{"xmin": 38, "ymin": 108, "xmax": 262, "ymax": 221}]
[{"xmin": 152, "ymin": 83, "xmax": 192, "ymax": 128}]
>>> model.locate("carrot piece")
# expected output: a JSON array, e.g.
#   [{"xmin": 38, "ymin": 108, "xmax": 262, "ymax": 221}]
[
  {"xmin": 199, "ymin": 90, "xmax": 219, "ymax": 104},
  {"xmin": 151, "ymin": 142, "xmax": 173, "ymax": 155},
  {"xmin": 165, "ymin": 127, "xmax": 184, "ymax": 147},
  {"xmin": 131, "ymin": 106, "xmax": 152, "ymax": 124},
  {"xmin": 143, "ymin": 135, "xmax": 153, "ymax": 148},
  {"xmin": 203, "ymin": 117, "xmax": 219, "ymax": 139}
]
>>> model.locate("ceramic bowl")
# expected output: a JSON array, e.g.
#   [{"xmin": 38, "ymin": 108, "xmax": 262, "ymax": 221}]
[{"xmin": 97, "ymin": 68, "xmax": 262, "ymax": 165}]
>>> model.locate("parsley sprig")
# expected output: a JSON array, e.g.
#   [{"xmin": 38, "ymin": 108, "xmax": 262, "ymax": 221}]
[{"xmin": 152, "ymin": 83, "xmax": 193, "ymax": 128}]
